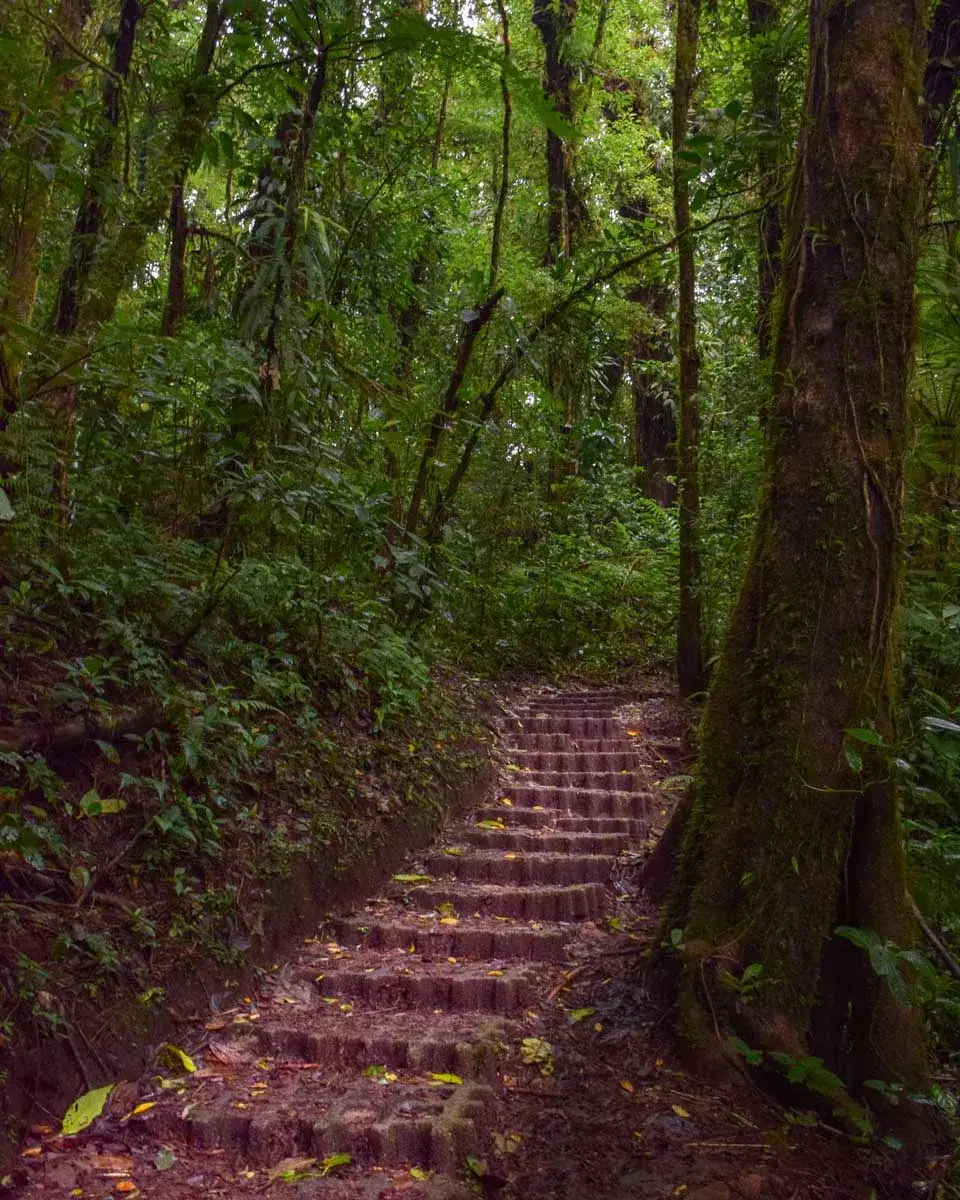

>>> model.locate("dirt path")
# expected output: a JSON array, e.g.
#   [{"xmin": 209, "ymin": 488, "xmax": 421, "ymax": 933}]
[{"xmin": 8, "ymin": 687, "xmax": 940, "ymax": 1199}]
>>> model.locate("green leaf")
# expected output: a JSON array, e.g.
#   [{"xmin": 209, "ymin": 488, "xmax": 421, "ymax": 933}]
[
  {"xmin": 61, "ymin": 1084, "xmax": 115, "ymax": 1134},
  {"xmin": 727, "ymin": 1036, "xmax": 763, "ymax": 1067},
  {"xmin": 466, "ymin": 1155, "xmax": 488, "ymax": 1178},
  {"xmin": 158, "ymin": 1043, "xmax": 197, "ymax": 1074},
  {"xmin": 844, "ymin": 746, "xmax": 863, "ymax": 774},
  {"xmin": 318, "ymin": 1153, "xmax": 351, "ymax": 1176},
  {"xmin": 845, "ymin": 727, "xmax": 885, "ymax": 746},
  {"xmin": 0, "ymin": 489, "xmax": 13, "ymax": 521},
  {"xmin": 724, "ymin": 99, "xmax": 743, "ymax": 119},
  {"xmin": 428, "ymin": 1072, "xmax": 463, "ymax": 1085},
  {"xmin": 392, "ymin": 872, "xmax": 433, "ymax": 884},
  {"xmin": 568, "ymin": 1007, "xmax": 596, "ymax": 1023},
  {"xmin": 155, "ymin": 1147, "xmax": 177, "ymax": 1171},
  {"xmin": 80, "ymin": 789, "xmax": 126, "ymax": 816}
]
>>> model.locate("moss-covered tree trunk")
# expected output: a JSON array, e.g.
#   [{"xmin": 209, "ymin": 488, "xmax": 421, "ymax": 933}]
[
  {"xmin": 666, "ymin": 0, "xmax": 929, "ymax": 1090},
  {"xmin": 673, "ymin": 0, "xmax": 705, "ymax": 698}
]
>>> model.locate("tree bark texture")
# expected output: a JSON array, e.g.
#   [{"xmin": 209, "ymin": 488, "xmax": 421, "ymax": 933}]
[
  {"xmin": 672, "ymin": 0, "xmax": 705, "ymax": 698},
  {"xmin": 667, "ymin": 0, "xmax": 929, "ymax": 1090}
]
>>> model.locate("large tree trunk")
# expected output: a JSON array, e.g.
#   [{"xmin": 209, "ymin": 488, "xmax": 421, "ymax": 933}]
[
  {"xmin": 665, "ymin": 0, "xmax": 929, "ymax": 1093},
  {"xmin": 672, "ymin": 0, "xmax": 705, "ymax": 698}
]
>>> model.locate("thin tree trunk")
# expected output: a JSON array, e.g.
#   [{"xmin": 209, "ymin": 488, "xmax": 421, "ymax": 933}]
[
  {"xmin": 402, "ymin": 288, "xmax": 504, "ymax": 541},
  {"xmin": 533, "ymin": 0, "xmax": 578, "ymax": 263},
  {"xmin": 159, "ymin": 0, "xmax": 225, "ymax": 337},
  {"xmin": 489, "ymin": 0, "xmax": 511, "ymax": 294},
  {"xmin": 160, "ymin": 176, "xmax": 190, "ymax": 337},
  {"xmin": 44, "ymin": 0, "xmax": 142, "ymax": 522},
  {"xmin": 0, "ymin": 0, "xmax": 93, "ymax": 412},
  {"xmin": 421, "ymin": 15, "xmax": 513, "ymax": 547},
  {"xmin": 629, "ymin": 281, "xmax": 677, "ymax": 507},
  {"xmin": 665, "ymin": 0, "xmax": 930, "ymax": 1093},
  {"xmin": 747, "ymin": 0, "xmax": 783, "ymax": 362},
  {"xmin": 672, "ymin": 0, "xmax": 705, "ymax": 698}
]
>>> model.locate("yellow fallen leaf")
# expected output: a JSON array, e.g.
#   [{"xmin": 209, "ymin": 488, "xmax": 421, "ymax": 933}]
[
  {"xmin": 447, "ymin": 957, "xmax": 459, "ymax": 964},
  {"xmin": 115, "ymin": 1183, "xmax": 137, "ymax": 1195},
  {"xmin": 488, "ymin": 970, "xmax": 504, "ymax": 976},
  {"xmin": 627, "ymin": 730, "xmax": 639, "ymax": 737},
  {"xmin": 21, "ymin": 1147, "xmax": 43, "ymax": 1158},
  {"xmin": 123, "ymin": 1101, "xmax": 157, "ymax": 1119},
  {"xmin": 504, "ymin": 853, "xmax": 518, "ymax": 860},
  {"xmin": 620, "ymin": 1080, "xmax": 635, "ymax": 1094},
  {"xmin": 594, "ymin": 1022, "xmax": 603, "ymax": 1032},
  {"xmin": 410, "ymin": 1167, "xmax": 429, "ymax": 1180},
  {"xmin": 439, "ymin": 917, "xmax": 459, "ymax": 925},
  {"xmin": 671, "ymin": 1104, "xmax": 690, "ymax": 1118},
  {"xmin": 500, "ymin": 797, "xmax": 513, "ymax": 806}
]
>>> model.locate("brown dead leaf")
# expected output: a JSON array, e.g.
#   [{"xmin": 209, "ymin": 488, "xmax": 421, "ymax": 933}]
[
  {"xmin": 85, "ymin": 1155, "xmax": 136, "ymax": 1174},
  {"xmin": 207, "ymin": 1039, "xmax": 254, "ymax": 1067},
  {"xmin": 268, "ymin": 1156, "xmax": 316, "ymax": 1181}
]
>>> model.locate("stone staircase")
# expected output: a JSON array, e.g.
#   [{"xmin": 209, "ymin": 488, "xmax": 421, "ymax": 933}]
[{"xmin": 17, "ymin": 689, "xmax": 659, "ymax": 1198}]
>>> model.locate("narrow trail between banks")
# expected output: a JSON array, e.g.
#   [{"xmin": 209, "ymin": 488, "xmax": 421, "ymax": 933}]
[{"xmin": 11, "ymin": 686, "xmax": 937, "ymax": 1199}]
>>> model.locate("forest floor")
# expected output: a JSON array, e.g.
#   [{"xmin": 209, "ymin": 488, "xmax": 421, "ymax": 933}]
[{"xmin": 5, "ymin": 681, "xmax": 950, "ymax": 1199}]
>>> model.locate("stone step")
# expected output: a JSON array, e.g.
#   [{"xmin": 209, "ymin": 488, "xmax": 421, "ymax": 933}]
[
  {"xmin": 500, "ymin": 716, "xmax": 621, "ymax": 736},
  {"xmin": 473, "ymin": 805, "xmax": 650, "ymax": 835},
  {"xmin": 303, "ymin": 956, "xmax": 540, "ymax": 1013},
  {"xmin": 423, "ymin": 849, "xmax": 613, "ymax": 885},
  {"xmin": 508, "ymin": 749, "xmax": 639, "ymax": 771},
  {"xmin": 168, "ymin": 1074, "xmax": 497, "ymax": 1170},
  {"xmin": 216, "ymin": 1012, "xmax": 514, "ymax": 1079},
  {"xmin": 519, "ymin": 691, "xmax": 629, "ymax": 705},
  {"xmin": 510, "ymin": 707, "xmax": 618, "ymax": 719},
  {"xmin": 505, "ymin": 734, "xmax": 630, "ymax": 752},
  {"xmin": 458, "ymin": 827, "xmax": 633, "ymax": 854},
  {"xmin": 334, "ymin": 913, "xmax": 569, "ymax": 960},
  {"xmin": 495, "ymin": 785, "xmax": 654, "ymax": 816},
  {"xmin": 506, "ymin": 769, "xmax": 643, "ymax": 791},
  {"xmin": 411, "ymin": 880, "xmax": 608, "ymax": 921}
]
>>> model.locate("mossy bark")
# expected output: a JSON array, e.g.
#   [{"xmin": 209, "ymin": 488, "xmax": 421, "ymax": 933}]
[{"xmin": 667, "ymin": 0, "xmax": 929, "ymax": 1088}]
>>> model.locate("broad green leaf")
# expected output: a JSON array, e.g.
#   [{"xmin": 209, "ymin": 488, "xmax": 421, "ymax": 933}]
[{"xmin": 61, "ymin": 1084, "xmax": 115, "ymax": 1134}]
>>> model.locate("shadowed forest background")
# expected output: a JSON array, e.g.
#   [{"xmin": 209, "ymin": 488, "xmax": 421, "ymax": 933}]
[{"xmin": 3, "ymin": 0, "xmax": 960, "ymax": 1174}]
